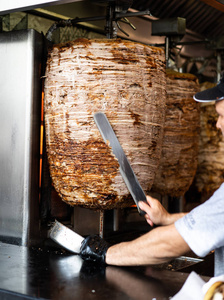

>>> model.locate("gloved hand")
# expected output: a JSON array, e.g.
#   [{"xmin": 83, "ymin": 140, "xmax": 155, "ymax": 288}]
[{"xmin": 79, "ymin": 235, "xmax": 110, "ymax": 264}]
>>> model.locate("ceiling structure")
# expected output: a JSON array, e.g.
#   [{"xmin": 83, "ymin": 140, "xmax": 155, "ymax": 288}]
[
  {"xmin": 2, "ymin": 0, "xmax": 224, "ymax": 40},
  {"xmin": 131, "ymin": 0, "xmax": 224, "ymax": 39},
  {"xmin": 1, "ymin": 0, "xmax": 223, "ymax": 79},
  {"xmin": 1, "ymin": 0, "xmax": 224, "ymax": 40},
  {"xmin": 130, "ymin": 0, "xmax": 224, "ymax": 79}
]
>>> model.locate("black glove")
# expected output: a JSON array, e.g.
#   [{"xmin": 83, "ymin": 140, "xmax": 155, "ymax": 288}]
[{"xmin": 80, "ymin": 235, "xmax": 110, "ymax": 264}]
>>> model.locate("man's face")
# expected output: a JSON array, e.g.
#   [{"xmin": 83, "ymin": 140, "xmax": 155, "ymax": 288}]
[{"xmin": 216, "ymin": 100, "xmax": 224, "ymax": 136}]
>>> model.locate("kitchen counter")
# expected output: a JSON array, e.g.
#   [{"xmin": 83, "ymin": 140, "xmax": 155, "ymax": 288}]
[{"xmin": 0, "ymin": 242, "xmax": 209, "ymax": 300}]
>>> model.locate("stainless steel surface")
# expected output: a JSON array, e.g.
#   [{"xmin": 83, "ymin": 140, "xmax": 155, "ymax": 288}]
[
  {"xmin": 94, "ymin": 112, "xmax": 147, "ymax": 216},
  {"xmin": 0, "ymin": 29, "xmax": 43, "ymax": 246},
  {"xmin": 0, "ymin": 244, "xmax": 29, "ymax": 297},
  {"xmin": 49, "ymin": 220, "xmax": 84, "ymax": 253},
  {"xmin": 0, "ymin": 0, "xmax": 83, "ymax": 15},
  {"xmin": 0, "ymin": 242, "xmax": 210, "ymax": 300}
]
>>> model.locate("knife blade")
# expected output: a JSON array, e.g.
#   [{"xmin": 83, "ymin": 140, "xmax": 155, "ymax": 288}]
[
  {"xmin": 94, "ymin": 112, "xmax": 147, "ymax": 216},
  {"xmin": 49, "ymin": 220, "xmax": 84, "ymax": 254}
]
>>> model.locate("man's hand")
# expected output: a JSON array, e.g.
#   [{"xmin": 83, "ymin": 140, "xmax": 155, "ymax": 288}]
[
  {"xmin": 139, "ymin": 196, "xmax": 187, "ymax": 227},
  {"xmin": 139, "ymin": 196, "xmax": 170, "ymax": 227},
  {"xmin": 80, "ymin": 235, "xmax": 110, "ymax": 264}
]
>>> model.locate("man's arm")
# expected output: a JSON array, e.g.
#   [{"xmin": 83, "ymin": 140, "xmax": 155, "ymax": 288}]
[
  {"xmin": 105, "ymin": 223, "xmax": 191, "ymax": 266},
  {"xmin": 80, "ymin": 195, "xmax": 190, "ymax": 265}
]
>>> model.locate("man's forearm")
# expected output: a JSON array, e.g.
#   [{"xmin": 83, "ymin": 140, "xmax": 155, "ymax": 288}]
[{"xmin": 105, "ymin": 223, "xmax": 190, "ymax": 266}]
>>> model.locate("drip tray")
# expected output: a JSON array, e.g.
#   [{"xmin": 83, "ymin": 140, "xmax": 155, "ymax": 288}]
[{"xmin": 154, "ymin": 256, "xmax": 204, "ymax": 272}]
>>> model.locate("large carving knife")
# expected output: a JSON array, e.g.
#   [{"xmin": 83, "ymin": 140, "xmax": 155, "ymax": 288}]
[{"xmin": 94, "ymin": 112, "xmax": 148, "ymax": 216}]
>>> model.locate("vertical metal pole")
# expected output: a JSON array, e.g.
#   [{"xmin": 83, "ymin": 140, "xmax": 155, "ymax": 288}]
[
  {"xmin": 113, "ymin": 209, "xmax": 119, "ymax": 231},
  {"xmin": 217, "ymin": 51, "xmax": 221, "ymax": 82},
  {"xmin": 105, "ymin": 3, "xmax": 117, "ymax": 39},
  {"xmin": 99, "ymin": 210, "xmax": 104, "ymax": 238},
  {"xmin": 165, "ymin": 36, "xmax": 170, "ymax": 68}
]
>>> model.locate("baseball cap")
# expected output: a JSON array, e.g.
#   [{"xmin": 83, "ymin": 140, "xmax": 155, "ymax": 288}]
[{"xmin": 193, "ymin": 77, "xmax": 224, "ymax": 102}]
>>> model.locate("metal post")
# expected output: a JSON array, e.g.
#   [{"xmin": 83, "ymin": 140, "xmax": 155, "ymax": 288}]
[
  {"xmin": 99, "ymin": 210, "xmax": 104, "ymax": 238},
  {"xmin": 165, "ymin": 36, "xmax": 170, "ymax": 68},
  {"xmin": 113, "ymin": 209, "xmax": 119, "ymax": 232},
  {"xmin": 217, "ymin": 51, "xmax": 222, "ymax": 82}
]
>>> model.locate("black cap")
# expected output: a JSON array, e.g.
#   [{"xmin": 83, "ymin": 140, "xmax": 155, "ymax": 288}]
[{"xmin": 193, "ymin": 77, "xmax": 224, "ymax": 102}]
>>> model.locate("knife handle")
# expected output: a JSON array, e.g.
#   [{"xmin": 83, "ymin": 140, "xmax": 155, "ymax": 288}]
[
  {"xmin": 139, "ymin": 209, "xmax": 146, "ymax": 216},
  {"xmin": 136, "ymin": 200, "xmax": 147, "ymax": 216}
]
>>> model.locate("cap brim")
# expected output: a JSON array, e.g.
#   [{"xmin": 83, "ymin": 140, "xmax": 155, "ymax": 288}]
[{"xmin": 194, "ymin": 85, "xmax": 224, "ymax": 102}]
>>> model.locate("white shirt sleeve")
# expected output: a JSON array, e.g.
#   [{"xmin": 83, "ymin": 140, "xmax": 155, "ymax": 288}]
[{"xmin": 175, "ymin": 183, "xmax": 224, "ymax": 257}]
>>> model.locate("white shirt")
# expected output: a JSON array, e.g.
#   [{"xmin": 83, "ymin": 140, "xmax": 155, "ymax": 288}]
[{"xmin": 175, "ymin": 183, "xmax": 224, "ymax": 276}]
